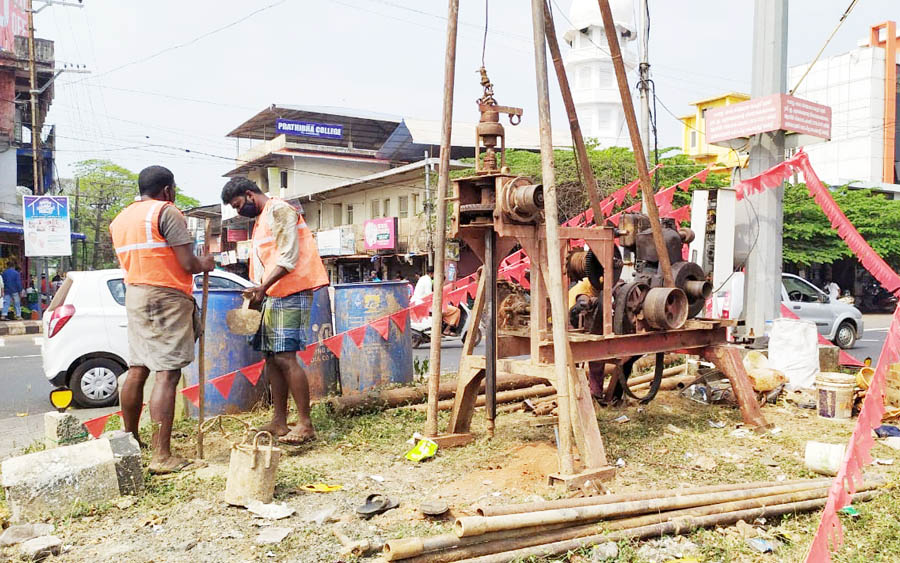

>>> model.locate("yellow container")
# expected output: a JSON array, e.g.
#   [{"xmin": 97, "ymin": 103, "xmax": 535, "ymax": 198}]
[{"xmin": 815, "ymin": 372, "xmax": 856, "ymax": 420}]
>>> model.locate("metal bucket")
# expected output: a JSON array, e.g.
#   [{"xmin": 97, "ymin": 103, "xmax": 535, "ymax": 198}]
[
  {"xmin": 186, "ymin": 288, "xmax": 266, "ymax": 417},
  {"xmin": 223, "ymin": 431, "xmax": 282, "ymax": 506},
  {"xmin": 334, "ymin": 281, "xmax": 413, "ymax": 394}
]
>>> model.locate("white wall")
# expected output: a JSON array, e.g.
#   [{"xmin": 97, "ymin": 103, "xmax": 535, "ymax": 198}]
[
  {"xmin": 286, "ymin": 156, "xmax": 390, "ymax": 199},
  {"xmin": 0, "ymin": 149, "xmax": 20, "ymax": 222},
  {"xmin": 789, "ymin": 46, "xmax": 886, "ymax": 184}
]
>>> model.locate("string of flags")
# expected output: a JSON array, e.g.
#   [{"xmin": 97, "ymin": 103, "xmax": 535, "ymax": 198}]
[{"xmin": 79, "ymin": 166, "xmax": 714, "ymax": 429}]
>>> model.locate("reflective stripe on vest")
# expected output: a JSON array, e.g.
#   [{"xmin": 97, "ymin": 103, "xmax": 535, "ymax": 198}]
[
  {"xmin": 250, "ymin": 198, "xmax": 328, "ymax": 298},
  {"xmin": 109, "ymin": 200, "xmax": 194, "ymax": 295}
]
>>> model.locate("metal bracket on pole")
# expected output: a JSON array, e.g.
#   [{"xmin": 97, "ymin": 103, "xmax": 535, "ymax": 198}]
[
  {"xmin": 32, "ymin": 0, "xmax": 84, "ymax": 14},
  {"xmin": 30, "ymin": 67, "xmax": 92, "ymax": 95}
]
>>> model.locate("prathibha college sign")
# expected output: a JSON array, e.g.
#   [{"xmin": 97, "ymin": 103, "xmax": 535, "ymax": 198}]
[{"xmin": 275, "ymin": 119, "xmax": 343, "ymax": 140}]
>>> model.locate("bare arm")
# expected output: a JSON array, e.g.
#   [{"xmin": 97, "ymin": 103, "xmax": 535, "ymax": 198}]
[{"xmin": 171, "ymin": 243, "xmax": 215, "ymax": 274}]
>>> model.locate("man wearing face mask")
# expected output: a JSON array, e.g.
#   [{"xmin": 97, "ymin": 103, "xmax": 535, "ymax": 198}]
[
  {"xmin": 109, "ymin": 165, "xmax": 215, "ymax": 473},
  {"xmin": 221, "ymin": 177, "xmax": 328, "ymax": 445}
]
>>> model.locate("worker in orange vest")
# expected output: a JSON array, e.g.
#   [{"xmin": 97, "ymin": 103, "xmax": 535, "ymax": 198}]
[
  {"xmin": 221, "ymin": 177, "xmax": 328, "ymax": 445},
  {"xmin": 110, "ymin": 165, "xmax": 214, "ymax": 474}
]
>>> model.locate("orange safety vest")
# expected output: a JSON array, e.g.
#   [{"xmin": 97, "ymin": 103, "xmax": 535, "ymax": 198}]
[
  {"xmin": 251, "ymin": 198, "xmax": 328, "ymax": 297},
  {"xmin": 109, "ymin": 199, "xmax": 194, "ymax": 296}
]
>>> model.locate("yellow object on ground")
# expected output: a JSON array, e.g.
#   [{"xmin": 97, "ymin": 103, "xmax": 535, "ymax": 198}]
[
  {"xmin": 405, "ymin": 439, "xmax": 438, "ymax": 462},
  {"xmin": 300, "ymin": 483, "xmax": 343, "ymax": 493}
]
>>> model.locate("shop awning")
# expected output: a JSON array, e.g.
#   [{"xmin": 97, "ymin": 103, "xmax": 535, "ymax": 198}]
[{"xmin": 0, "ymin": 223, "xmax": 86, "ymax": 240}]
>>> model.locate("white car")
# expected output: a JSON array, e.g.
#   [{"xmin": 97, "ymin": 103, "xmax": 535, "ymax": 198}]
[{"xmin": 42, "ymin": 269, "xmax": 252, "ymax": 408}]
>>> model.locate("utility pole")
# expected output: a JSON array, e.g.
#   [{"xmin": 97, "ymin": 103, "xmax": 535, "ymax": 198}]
[
  {"xmin": 744, "ymin": 0, "xmax": 788, "ymax": 339},
  {"xmin": 27, "ymin": 0, "xmax": 41, "ymax": 195},
  {"xmin": 637, "ymin": 0, "xmax": 650, "ymax": 163}
]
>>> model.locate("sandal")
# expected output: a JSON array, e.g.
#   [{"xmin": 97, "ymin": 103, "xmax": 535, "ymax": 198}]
[{"xmin": 356, "ymin": 493, "xmax": 399, "ymax": 519}]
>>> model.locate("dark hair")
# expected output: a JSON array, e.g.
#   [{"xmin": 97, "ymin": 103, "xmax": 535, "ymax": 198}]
[
  {"xmin": 138, "ymin": 165, "xmax": 175, "ymax": 197},
  {"xmin": 221, "ymin": 177, "xmax": 262, "ymax": 203}
]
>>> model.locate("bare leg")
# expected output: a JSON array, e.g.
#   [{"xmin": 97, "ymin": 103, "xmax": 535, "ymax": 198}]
[
  {"xmin": 121, "ymin": 366, "xmax": 149, "ymax": 447},
  {"xmin": 148, "ymin": 369, "xmax": 184, "ymax": 468},
  {"xmin": 272, "ymin": 352, "xmax": 314, "ymax": 443}
]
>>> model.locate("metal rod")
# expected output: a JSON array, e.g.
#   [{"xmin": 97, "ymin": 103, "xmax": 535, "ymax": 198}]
[
  {"xmin": 425, "ymin": 0, "xmax": 459, "ymax": 438},
  {"xmin": 530, "ymin": 0, "xmax": 574, "ymax": 476},
  {"xmin": 595, "ymin": 0, "xmax": 673, "ymax": 286},
  {"xmin": 484, "ymin": 230, "xmax": 497, "ymax": 435},
  {"xmin": 541, "ymin": 2, "xmax": 603, "ymax": 222}
]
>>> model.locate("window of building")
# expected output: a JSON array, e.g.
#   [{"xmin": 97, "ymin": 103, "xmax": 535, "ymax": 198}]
[
  {"xmin": 383, "ymin": 198, "xmax": 391, "ymax": 217},
  {"xmin": 399, "ymin": 195, "xmax": 409, "ymax": 218},
  {"xmin": 333, "ymin": 204, "xmax": 342, "ymax": 226},
  {"xmin": 690, "ymin": 131, "xmax": 697, "ymax": 148},
  {"xmin": 370, "ymin": 199, "xmax": 380, "ymax": 219},
  {"xmin": 347, "ymin": 204, "xmax": 354, "ymax": 224}
]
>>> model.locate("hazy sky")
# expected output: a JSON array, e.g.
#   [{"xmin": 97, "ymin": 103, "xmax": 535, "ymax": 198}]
[{"xmin": 39, "ymin": 0, "xmax": 897, "ymax": 204}]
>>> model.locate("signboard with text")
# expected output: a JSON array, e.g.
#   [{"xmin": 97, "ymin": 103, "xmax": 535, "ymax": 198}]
[
  {"xmin": 363, "ymin": 217, "xmax": 397, "ymax": 251},
  {"xmin": 275, "ymin": 119, "xmax": 343, "ymax": 140},
  {"xmin": 23, "ymin": 195, "xmax": 72, "ymax": 257},
  {"xmin": 705, "ymin": 93, "xmax": 831, "ymax": 148},
  {"xmin": 317, "ymin": 226, "xmax": 356, "ymax": 256},
  {"xmin": 0, "ymin": 1, "xmax": 27, "ymax": 53}
]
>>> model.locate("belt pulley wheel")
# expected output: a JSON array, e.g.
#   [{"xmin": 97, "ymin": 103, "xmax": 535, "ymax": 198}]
[
  {"xmin": 643, "ymin": 287, "xmax": 689, "ymax": 330},
  {"xmin": 613, "ymin": 280, "xmax": 649, "ymax": 335}
]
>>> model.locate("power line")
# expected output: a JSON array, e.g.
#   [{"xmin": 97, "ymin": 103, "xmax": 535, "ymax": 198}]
[{"xmin": 790, "ymin": 0, "xmax": 860, "ymax": 95}]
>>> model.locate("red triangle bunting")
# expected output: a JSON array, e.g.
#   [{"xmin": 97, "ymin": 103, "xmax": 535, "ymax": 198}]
[
  {"xmin": 446, "ymin": 287, "xmax": 467, "ymax": 306},
  {"xmin": 391, "ymin": 310, "xmax": 408, "ymax": 332},
  {"xmin": 181, "ymin": 384, "xmax": 201, "ymax": 407},
  {"xmin": 240, "ymin": 361, "xmax": 265, "ymax": 385},
  {"xmin": 696, "ymin": 167, "xmax": 710, "ymax": 183},
  {"xmin": 83, "ymin": 414, "xmax": 111, "ymax": 439},
  {"xmin": 371, "ymin": 317, "xmax": 391, "ymax": 340},
  {"xmin": 677, "ymin": 177, "xmax": 693, "ymax": 192},
  {"xmin": 324, "ymin": 334, "xmax": 345, "ymax": 358},
  {"xmin": 297, "ymin": 344, "xmax": 317, "ymax": 366},
  {"xmin": 211, "ymin": 371, "xmax": 237, "ymax": 400},
  {"xmin": 348, "ymin": 325, "xmax": 367, "ymax": 348}
]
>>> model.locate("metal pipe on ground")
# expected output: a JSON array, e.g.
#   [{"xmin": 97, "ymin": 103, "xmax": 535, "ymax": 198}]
[
  {"xmin": 456, "ymin": 480, "xmax": 842, "ymax": 536},
  {"xmin": 408, "ymin": 385, "xmax": 556, "ymax": 412},
  {"xmin": 453, "ymin": 491, "xmax": 877, "ymax": 563},
  {"xmin": 626, "ymin": 364, "xmax": 687, "ymax": 388},
  {"xmin": 629, "ymin": 373, "xmax": 695, "ymax": 393},
  {"xmin": 325, "ymin": 375, "xmax": 547, "ymax": 415},
  {"xmin": 476, "ymin": 477, "xmax": 832, "ymax": 517}
]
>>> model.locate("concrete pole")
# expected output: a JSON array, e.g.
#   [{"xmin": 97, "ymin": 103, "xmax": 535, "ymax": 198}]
[
  {"xmin": 744, "ymin": 0, "xmax": 787, "ymax": 339},
  {"xmin": 425, "ymin": 0, "xmax": 458, "ymax": 438},
  {"xmin": 531, "ymin": 0, "xmax": 575, "ymax": 475},
  {"xmin": 637, "ymin": 0, "xmax": 650, "ymax": 162}
]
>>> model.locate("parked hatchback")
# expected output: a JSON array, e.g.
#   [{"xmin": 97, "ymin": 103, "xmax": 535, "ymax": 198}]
[{"xmin": 42, "ymin": 269, "xmax": 252, "ymax": 407}]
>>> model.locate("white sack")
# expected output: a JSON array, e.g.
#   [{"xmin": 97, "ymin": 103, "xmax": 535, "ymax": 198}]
[{"xmin": 768, "ymin": 318, "xmax": 819, "ymax": 391}]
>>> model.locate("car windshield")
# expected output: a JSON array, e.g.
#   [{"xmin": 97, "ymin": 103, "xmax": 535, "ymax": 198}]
[
  {"xmin": 195, "ymin": 275, "xmax": 245, "ymax": 291},
  {"xmin": 783, "ymin": 276, "xmax": 824, "ymax": 303}
]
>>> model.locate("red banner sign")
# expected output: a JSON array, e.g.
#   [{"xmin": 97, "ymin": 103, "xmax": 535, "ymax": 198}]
[
  {"xmin": 705, "ymin": 93, "xmax": 831, "ymax": 146},
  {"xmin": 0, "ymin": 1, "xmax": 27, "ymax": 53}
]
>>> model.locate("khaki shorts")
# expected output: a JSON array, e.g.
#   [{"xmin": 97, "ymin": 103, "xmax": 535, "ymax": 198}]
[{"xmin": 125, "ymin": 284, "xmax": 198, "ymax": 372}]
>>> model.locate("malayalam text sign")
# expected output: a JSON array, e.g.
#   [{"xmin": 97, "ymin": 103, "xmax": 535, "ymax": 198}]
[
  {"xmin": 363, "ymin": 217, "xmax": 397, "ymax": 251},
  {"xmin": 23, "ymin": 195, "xmax": 72, "ymax": 257},
  {"xmin": 705, "ymin": 94, "xmax": 831, "ymax": 146},
  {"xmin": 275, "ymin": 119, "xmax": 343, "ymax": 140}
]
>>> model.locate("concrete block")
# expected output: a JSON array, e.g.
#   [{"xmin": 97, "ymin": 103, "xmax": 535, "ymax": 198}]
[
  {"xmin": 1, "ymin": 439, "xmax": 120, "ymax": 522},
  {"xmin": 43, "ymin": 412, "xmax": 88, "ymax": 449},
  {"xmin": 20, "ymin": 535, "xmax": 62, "ymax": 561},
  {"xmin": 0, "ymin": 523, "xmax": 55, "ymax": 546},
  {"xmin": 818, "ymin": 345, "xmax": 840, "ymax": 373},
  {"xmin": 103, "ymin": 430, "xmax": 144, "ymax": 495}
]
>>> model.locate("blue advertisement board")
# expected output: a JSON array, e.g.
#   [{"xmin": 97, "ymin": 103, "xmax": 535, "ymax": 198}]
[
  {"xmin": 275, "ymin": 119, "xmax": 343, "ymax": 140},
  {"xmin": 23, "ymin": 195, "xmax": 71, "ymax": 256}
]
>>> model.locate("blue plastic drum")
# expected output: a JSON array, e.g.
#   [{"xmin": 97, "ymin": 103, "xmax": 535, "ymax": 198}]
[{"xmin": 333, "ymin": 281, "xmax": 413, "ymax": 394}]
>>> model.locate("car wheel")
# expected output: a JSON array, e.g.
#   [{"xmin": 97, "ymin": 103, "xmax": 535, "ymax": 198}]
[
  {"xmin": 833, "ymin": 321, "xmax": 857, "ymax": 350},
  {"xmin": 70, "ymin": 358, "xmax": 123, "ymax": 408}
]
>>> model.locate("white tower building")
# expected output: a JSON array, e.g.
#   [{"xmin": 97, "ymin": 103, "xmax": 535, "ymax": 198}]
[{"xmin": 563, "ymin": 0, "xmax": 637, "ymax": 148}]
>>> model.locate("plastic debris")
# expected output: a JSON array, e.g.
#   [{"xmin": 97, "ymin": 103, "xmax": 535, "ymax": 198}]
[
  {"xmin": 875, "ymin": 425, "xmax": 900, "ymax": 438},
  {"xmin": 613, "ymin": 415, "xmax": 630, "ymax": 423},
  {"xmin": 299, "ymin": 483, "xmax": 343, "ymax": 493},
  {"xmin": 838, "ymin": 506, "xmax": 860, "ymax": 518},
  {"xmin": 747, "ymin": 537, "xmax": 777, "ymax": 553},
  {"xmin": 707, "ymin": 420, "xmax": 726, "ymax": 429},
  {"xmin": 369, "ymin": 475, "xmax": 385, "ymax": 483},
  {"xmin": 405, "ymin": 438, "xmax": 438, "ymax": 462}
]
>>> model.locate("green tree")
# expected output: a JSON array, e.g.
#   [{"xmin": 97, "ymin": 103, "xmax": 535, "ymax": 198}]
[
  {"xmin": 66, "ymin": 160, "xmax": 201, "ymax": 270},
  {"xmin": 782, "ymin": 182, "xmax": 900, "ymax": 269}
]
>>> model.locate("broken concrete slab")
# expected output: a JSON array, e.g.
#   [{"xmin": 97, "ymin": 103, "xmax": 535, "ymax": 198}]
[
  {"xmin": 19, "ymin": 535, "xmax": 62, "ymax": 561},
  {"xmin": 103, "ymin": 430, "xmax": 144, "ymax": 495},
  {"xmin": 43, "ymin": 412, "xmax": 88, "ymax": 449},
  {"xmin": 246, "ymin": 500, "xmax": 295, "ymax": 520},
  {"xmin": 256, "ymin": 527, "xmax": 292, "ymax": 545},
  {"xmin": 0, "ymin": 523, "xmax": 55, "ymax": 546},
  {"xmin": 2, "ymin": 438, "xmax": 120, "ymax": 522}
]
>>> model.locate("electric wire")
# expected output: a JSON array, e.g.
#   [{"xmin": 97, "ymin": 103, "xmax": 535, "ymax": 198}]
[{"xmin": 790, "ymin": 0, "xmax": 860, "ymax": 95}]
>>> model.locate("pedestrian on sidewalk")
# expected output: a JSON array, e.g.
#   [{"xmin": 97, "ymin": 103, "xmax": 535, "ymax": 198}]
[
  {"xmin": 110, "ymin": 165, "xmax": 214, "ymax": 474},
  {"xmin": 1, "ymin": 260, "xmax": 23, "ymax": 320},
  {"xmin": 221, "ymin": 177, "xmax": 328, "ymax": 445}
]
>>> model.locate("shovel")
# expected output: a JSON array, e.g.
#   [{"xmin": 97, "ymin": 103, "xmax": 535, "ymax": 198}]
[{"xmin": 227, "ymin": 296, "xmax": 262, "ymax": 335}]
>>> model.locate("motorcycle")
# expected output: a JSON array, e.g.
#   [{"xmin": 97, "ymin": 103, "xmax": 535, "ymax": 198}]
[{"xmin": 410, "ymin": 302, "xmax": 483, "ymax": 349}]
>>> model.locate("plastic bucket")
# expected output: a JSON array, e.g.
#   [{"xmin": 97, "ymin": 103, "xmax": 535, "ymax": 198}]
[
  {"xmin": 333, "ymin": 281, "xmax": 413, "ymax": 394},
  {"xmin": 815, "ymin": 371, "xmax": 856, "ymax": 420},
  {"xmin": 804, "ymin": 441, "xmax": 845, "ymax": 476}
]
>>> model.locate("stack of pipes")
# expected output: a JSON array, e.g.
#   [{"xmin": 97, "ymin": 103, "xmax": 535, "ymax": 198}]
[{"xmin": 379, "ymin": 478, "xmax": 881, "ymax": 562}]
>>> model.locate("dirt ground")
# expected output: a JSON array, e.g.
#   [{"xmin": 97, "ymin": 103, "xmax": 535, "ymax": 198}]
[{"xmin": 1, "ymin": 384, "xmax": 899, "ymax": 563}]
